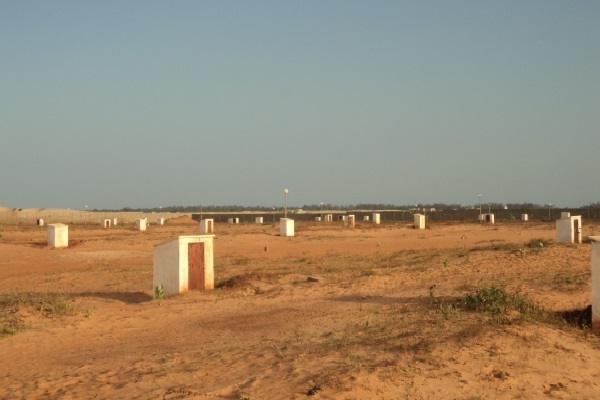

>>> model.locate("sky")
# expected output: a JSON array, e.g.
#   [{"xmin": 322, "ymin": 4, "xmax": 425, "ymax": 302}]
[{"xmin": 1, "ymin": 1, "xmax": 599, "ymax": 210}]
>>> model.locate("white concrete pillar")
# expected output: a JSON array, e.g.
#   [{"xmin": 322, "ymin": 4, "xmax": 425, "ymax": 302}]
[
  {"xmin": 372, "ymin": 213, "xmax": 380, "ymax": 224},
  {"xmin": 280, "ymin": 218, "xmax": 294, "ymax": 237},
  {"xmin": 363, "ymin": 216, "xmax": 370, "ymax": 221},
  {"xmin": 113, "ymin": 218, "xmax": 118, "ymax": 226},
  {"xmin": 37, "ymin": 218, "xmax": 44, "ymax": 226},
  {"xmin": 521, "ymin": 214, "xmax": 528, "ymax": 221},
  {"xmin": 315, "ymin": 217, "xmax": 322, "ymax": 221},
  {"xmin": 136, "ymin": 219, "xmax": 147, "ymax": 231},
  {"xmin": 255, "ymin": 217, "xmax": 263, "ymax": 224},
  {"xmin": 47, "ymin": 223, "xmax": 68, "ymax": 248},
  {"xmin": 414, "ymin": 214, "xmax": 425, "ymax": 229},
  {"xmin": 157, "ymin": 218, "xmax": 165, "ymax": 225},
  {"xmin": 102, "ymin": 219, "xmax": 111, "ymax": 229},
  {"xmin": 325, "ymin": 214, "xmax": 333, "ymax": 222},
  {"xmin": 561, "ymin": 211, "xmax": 571, "ymax": 219}
]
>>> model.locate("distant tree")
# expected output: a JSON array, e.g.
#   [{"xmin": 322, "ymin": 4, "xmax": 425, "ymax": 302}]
[{"xmin": 581, "ymin": 202, "xmax": 600, "ymax": 209}]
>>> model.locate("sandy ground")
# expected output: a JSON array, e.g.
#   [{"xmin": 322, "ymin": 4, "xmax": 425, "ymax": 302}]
[{"xmin": 0, "ymin": 216, "xmax": 599, "ymax": 399}]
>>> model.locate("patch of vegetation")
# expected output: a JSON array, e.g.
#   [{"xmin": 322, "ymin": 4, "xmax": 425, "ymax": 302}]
[
  {"xmin": 525, "ymin": 238, "xmax": 551, "ymax": 249},
  {"xmin": 457, "ymin": 285, "xmax": 546, "ymax": 324},
  {"xmin": 0, "ymin": 292, "xmax": 76, "ymax": 338}
]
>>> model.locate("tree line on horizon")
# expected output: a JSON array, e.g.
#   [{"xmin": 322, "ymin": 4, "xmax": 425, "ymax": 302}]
[{"xmin": 92, "ymin": 202, "xmax": 600, "ymax": 213}]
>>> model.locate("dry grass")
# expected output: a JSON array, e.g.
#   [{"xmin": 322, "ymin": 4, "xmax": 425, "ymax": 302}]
[{"xmin": 0, "ymin": 292, "xmax": 76, "ymax": 337}]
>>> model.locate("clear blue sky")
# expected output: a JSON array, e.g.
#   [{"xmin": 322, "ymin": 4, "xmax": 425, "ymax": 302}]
[{"xmin": 1, "ymin": 1, "xmax": 598, "ymax": 209}]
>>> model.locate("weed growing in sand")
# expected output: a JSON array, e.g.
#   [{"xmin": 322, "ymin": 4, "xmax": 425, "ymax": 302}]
[
  {"xmin": 429, "ymin": 285, "xmax": 456, "ymax": 319},
  {"xmin": 154, "ymin": 284, "xmax": 165, "ymax": 304}
]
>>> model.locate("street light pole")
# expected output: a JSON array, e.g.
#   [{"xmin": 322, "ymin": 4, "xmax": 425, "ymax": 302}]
[
  {"xmin": 320, "ymin": 202, "xmax": 323, "ymax": 219},
  {"xmin": 478, "ymin": 195, "xmax": 482, "ymax": 222},
  {"xmin": 283, "ymin": 188, "xmax": 289, "ymax": 218},
  {"xmin": 548, "ymin": 203, "xmax": 552, "ymax": 220}
]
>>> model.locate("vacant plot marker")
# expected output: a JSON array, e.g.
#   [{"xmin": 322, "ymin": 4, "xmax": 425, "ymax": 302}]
[{"xmin": 47, "ymin": 223, "xmax": 68, "ymax": 248}]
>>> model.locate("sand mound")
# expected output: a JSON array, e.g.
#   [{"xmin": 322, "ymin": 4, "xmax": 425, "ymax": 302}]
[{"xmin": 165, "ymin": 214, "xmax": 195, "ymax": 224}]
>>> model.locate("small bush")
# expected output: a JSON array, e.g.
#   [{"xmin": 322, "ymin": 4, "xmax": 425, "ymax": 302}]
[{"xmin": 458, "ymin": 286, "xmax": 545, "ymax": 324}]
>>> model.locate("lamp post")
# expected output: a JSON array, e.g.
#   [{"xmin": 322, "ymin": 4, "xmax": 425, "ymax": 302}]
[
  {"xmin": 478, "ymin": 195, "xmax": 482, "ymax": 222},
  {"xmin": 548, "ymin": 203, "xmax": 552, "ymax": 220},
  {"xmin": 320, "ymin": 202, "xmax": 323, "ymax": 219},
  {"xmin": 283, "ymin": 188, "xmax": 289, "ymax": 218}
]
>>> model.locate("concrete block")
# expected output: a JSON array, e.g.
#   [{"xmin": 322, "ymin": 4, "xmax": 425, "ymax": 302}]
[
  {"xmin": 280, "ymin": 218, "xmax": 294, "ymax": 237},
  {"xmin": 47, "ymin": 223, "xmax": 68, "ymax": 248},
  {"xmin": 414, "ymin": 214, "xmax": 425, "ymax": 229},
  {"xmin": 372, "ymin": 213, "xmax": 380, "ymax": 224},
  {"xmin": 136, "ymin": 219, "xmax": 147, "ymax": 231}
]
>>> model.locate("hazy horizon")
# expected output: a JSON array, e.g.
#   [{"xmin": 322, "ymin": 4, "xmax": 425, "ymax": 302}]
[{"xmin": 2, "ymin": 1, "xmax": 598, "ymax": 210}]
